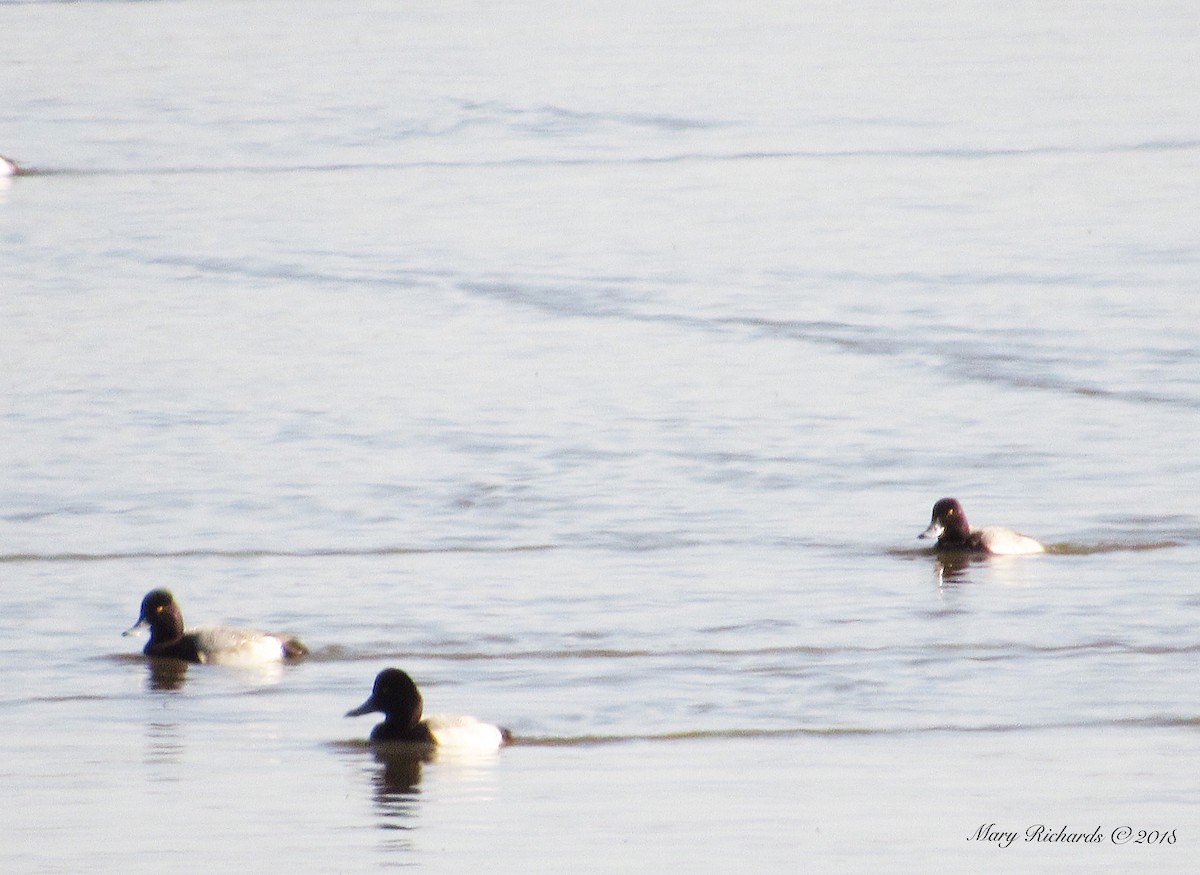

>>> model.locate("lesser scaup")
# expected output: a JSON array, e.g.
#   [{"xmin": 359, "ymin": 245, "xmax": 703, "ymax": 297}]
[
  {"xmin": 919, "ymin": 497, "xmax": 1045, "ymax": 555},
  {"xmin": 123, "ymin": 588, "xmax": 309, "ymax": 665},
  {"xmin": 346, "ymin": 667, "xmax": 511, "ymax": 749}
]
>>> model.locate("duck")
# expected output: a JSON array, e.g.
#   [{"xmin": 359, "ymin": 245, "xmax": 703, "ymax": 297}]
[
  {"xmin": 123, "ymin": 588, "xmax": 309, "ymax": 665},
  {"xmin": 919, "ymin": 497, "xmax": 1045, "ymax": 555},
  {"xmin": 346, "ymin": 667, "xmax": 511, "ymax": 749}
]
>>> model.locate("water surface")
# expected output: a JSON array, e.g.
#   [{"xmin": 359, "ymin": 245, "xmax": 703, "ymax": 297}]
[{"xmin": 2, "ymin": 1, "xmax": 1198, "ymax": 872}]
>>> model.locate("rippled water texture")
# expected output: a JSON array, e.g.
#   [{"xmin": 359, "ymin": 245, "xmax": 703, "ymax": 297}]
[{"xmin": 2, "ymin": 1, "xmax": 1198, "ymax": 872}]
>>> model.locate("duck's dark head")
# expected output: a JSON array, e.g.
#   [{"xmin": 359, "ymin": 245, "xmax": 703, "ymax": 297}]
[
  {"xmin": 123, "ymin": 588, "xmax": 186, "ymax": 644},
  {"xmin": 919, "ymin": 497, "xmax": 971, "ymax": 543},
  {"xmin": 346, "ymin": 668, "xmax": 424, "ymax": 728}
]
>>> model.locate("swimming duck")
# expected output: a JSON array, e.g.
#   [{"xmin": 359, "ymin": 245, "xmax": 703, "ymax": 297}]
[
  {"xmin": 919, "ymin": 497, "xmax": 1045, "ymax": 555},
  {"xmin": 123, "ymin": 588, "xmax": 309, "ymax": 665},
  {"xmin": 346, "ymin": 667, "xmax": 511, "ymax": 749}
]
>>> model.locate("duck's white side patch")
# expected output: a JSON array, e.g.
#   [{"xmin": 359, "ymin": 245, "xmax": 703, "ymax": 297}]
[
  {"xmin": 190, "ymin": 626, "xmax": 287, "ymax": 665},
  {"xmin": 977, "ymin": 527, "xmax": 1046, "ymax": 555},
  {"xmin": 425, "ymin": 714, "xmax": 506, "ymax": 750}
]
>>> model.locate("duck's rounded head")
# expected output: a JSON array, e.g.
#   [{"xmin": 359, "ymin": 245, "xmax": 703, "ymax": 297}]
[
  {"xmin": 124, "ymin": 588, "xmax": 186, "ymax": 643},
  {"xmin": 346, "ymin": 668, "xmax": 424, "ymax": 728},
  {"xmin": 919, "ymin": 497, "xmax": 970, "ymax": 543}
]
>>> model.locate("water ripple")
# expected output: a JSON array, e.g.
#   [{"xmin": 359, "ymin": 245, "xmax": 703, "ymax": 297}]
[
  {"xmin": 319, "ymin": 639, "xmax": 1200, "ymax": 665},
  {"xmin": 13, "ymin": 137, "xmax": 1200, "ymax": 178},
  {"xmin": 0, "ymin": 544, "xmax": 556, "ymax": 564},
  {"xmin": 514, "ymin": 715, "xmax": 1200, "ymax": 747}
]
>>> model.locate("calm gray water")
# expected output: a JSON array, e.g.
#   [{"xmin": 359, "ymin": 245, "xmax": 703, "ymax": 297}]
[{"xmin": 2, "ymin": 1, "xmax": 1199, "ymax": 872}]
